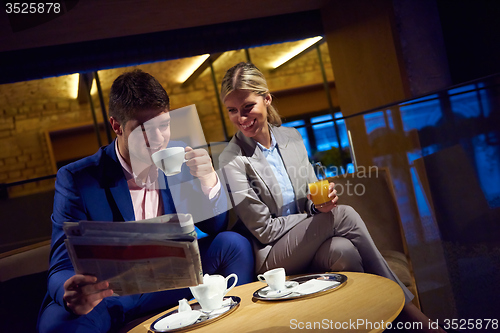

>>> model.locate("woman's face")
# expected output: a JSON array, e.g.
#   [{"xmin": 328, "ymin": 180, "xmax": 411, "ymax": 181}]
[{"xmin": 224, "ymin": 90, "xmax": 271, "ymax": 142}]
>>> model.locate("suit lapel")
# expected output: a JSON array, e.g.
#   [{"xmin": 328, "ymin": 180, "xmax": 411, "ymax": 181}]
[
  {"xmin": 158, "ymin": 171, "xmax": 177, "ymax": 215},
  {"xmin": 236, "ymin": 131, "xmax": 283, "ymax": 210},
  {"xmin": 104, "ymin": 142, "xmax": 135, "ymax": 221}
]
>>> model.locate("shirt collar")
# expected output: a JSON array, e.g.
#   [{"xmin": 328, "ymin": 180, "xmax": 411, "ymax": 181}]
[
  {"xmin": 256, "ymin": 130, "xmax": 277, "ymax": 152},
  {"xmin": 115, "ymin": 140, "xmax": 158, "ymax": 189}
]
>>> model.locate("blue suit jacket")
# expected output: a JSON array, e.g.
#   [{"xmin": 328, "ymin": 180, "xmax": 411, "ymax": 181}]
[{"xmin": 46, "ymin": 140, "xmax": 228, "ymax": 307}]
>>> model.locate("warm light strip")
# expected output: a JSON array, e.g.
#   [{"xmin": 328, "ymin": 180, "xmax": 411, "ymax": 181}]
[
  {"xmin": 90, "ymin": 79, "xmax": 97, "ymax": 95},
  {"xmin": 68, "ymin": 73, "xmax": 80, "ymax": 99},
  {"xmin": 271, "ymin": 36, "xmax": 323, "ymax": 69},
  {"xmin": 178, "ymin": 54, "xmax": 210, "ymax": 83}
]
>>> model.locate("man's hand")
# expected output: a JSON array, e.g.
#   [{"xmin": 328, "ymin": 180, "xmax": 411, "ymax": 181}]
[
  {"xmin": 184, "ymin": 146, "xmax": 217, "ymax": 189},
  {"xmin": 63, "ymin": 274, "xmax": 114, "ymax": 315},
  {"xmin": 307, "ymin": 182, "xmax": 338, "ymax": 213}
]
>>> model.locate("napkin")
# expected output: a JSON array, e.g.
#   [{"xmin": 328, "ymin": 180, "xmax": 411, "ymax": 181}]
[
  {"xmin": 178, "ymin": 298, "xmax": 192, "ymax": 312},
  {"xmin": 296, "ymin": 279, "xmax": 340, "ymax": 295}
]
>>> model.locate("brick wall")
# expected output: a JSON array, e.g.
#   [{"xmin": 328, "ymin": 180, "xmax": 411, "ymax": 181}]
[
  {"xmin": 0, "ymin": 43, "xmax": 334, "ymax": 197},
  {"xmin": 0, "ymin": 75, "xmax": 102, "ymax": 197}
]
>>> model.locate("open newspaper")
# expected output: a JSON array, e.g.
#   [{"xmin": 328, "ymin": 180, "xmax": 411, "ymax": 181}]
[{"xmin": 63, "ymin": 213, "xmax": 203, "ymax": 296}]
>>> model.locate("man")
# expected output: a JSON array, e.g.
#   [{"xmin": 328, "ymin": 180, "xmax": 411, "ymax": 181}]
[{"xmin": 38, "ymin": 70, "xmax": 254, "ymax": 333}]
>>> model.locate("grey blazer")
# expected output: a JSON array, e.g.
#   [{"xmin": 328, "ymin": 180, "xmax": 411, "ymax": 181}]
[{"xmin": 219, "ymin": 125, "xmax": 319, "ymax": 272}]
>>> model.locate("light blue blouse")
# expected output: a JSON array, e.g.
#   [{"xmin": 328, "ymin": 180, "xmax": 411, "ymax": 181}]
[{"xmin": 256, "ymin": 131, "xmax": 297, "ymax": 216}]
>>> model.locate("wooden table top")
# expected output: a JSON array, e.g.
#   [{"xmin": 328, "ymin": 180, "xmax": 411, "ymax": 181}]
[{"xmin": 126, "ymin": 272, "xmax": 405, "ymax": 333}]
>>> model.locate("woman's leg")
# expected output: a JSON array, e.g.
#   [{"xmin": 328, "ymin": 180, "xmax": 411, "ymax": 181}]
[
  {"xmin": 310, "ymin": 237, "xmax": 364, "ymax": 273},
  {"xmin": 262, "ymin": 209, "xmax": 362, "ymax": 275},
  {"xmin": 262, "ymin": 205, "xmax": 413, "ymax": 303},
  {"xmin": 329, "ymin": 205, "xmax": 414, "ymax": 303}
]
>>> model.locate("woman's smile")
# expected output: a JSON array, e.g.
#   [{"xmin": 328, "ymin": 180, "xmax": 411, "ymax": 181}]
[{"xmin": 224, "ymin": 89, "xmax": 272, "ymax": 147}]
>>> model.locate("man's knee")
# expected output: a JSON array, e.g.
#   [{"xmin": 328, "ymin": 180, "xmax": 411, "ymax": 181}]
[
  {"xmin": 38, "ymin": 303, "xmax": 93, "ymax": 333},
  {"xmin": 209, "ymin": 231, "xmax": 255, "ymax": 284},
  {"xmin": 212, "ymin": 231, "xmax": 252, "ymax": 254},
  {"xmin": 38, "ymin": 301, "xmax": 112, "ymax": 333}
]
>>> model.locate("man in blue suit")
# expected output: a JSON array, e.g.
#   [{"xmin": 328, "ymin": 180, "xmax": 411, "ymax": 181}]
[{"xmin": 38, "ymin": 70, "xmax": 254, "ymax": 333}]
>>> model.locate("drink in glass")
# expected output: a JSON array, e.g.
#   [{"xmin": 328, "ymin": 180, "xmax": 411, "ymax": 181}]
[
  {"xmin": 308, "ymin": 162, "xmax": 330, "ymax": 205},
  {"xmin": 308, "ymin": 179, "xmax": 330, "ymax": 205}
]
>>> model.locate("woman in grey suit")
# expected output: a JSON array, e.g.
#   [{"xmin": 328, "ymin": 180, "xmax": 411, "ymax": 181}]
[{"xmin": 218, "ymin": 62, "xmax": 445, "ymax": 333}]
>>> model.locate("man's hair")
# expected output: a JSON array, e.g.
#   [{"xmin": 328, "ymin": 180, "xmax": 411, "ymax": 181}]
[{"xmin": 109, "ymin": 69, "xmax": 170, "ymax": 125}]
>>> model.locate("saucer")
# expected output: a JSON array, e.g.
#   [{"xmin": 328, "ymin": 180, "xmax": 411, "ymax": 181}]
[
  {"xmin": 152, "ymin": 310, "xmax": 202, "ymax": 332},
  {"xmin": 253, "ymin": 273, "xmax": 348, "ymax": 301},
  {"xmin": 257, "ymin": 281, "xmax": 299, "ymax": 298},
  {"xmin": 150, "ymin": 296, "xmax": 241, "ymax": 332},
  {"xmin": 199, "ymin": 297, "xmax": 235, "ymax": 316}
]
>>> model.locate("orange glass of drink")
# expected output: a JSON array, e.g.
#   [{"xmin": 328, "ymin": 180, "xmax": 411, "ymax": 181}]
[
  {"xmin": 308, "ymin": 162, "xmax": 330, "ymax": 205},
  {"xmin": 308, "ymin": 179, "xmax": 330, "ymax": 205}
]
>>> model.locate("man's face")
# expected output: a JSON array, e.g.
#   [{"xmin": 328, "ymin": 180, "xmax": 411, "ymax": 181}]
[{"xmin": 121, "ymin": 109, "xmax": 171, "ymax": 166}]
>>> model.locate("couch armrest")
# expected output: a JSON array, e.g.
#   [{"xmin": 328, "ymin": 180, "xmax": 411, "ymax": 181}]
[{"xmin": 0, "ymin": 240, "xmax": 51, "ymax": 282}]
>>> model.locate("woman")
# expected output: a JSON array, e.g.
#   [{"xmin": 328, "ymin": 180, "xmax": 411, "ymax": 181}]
[{"xmin": 218, "ymin": 62, "xmax": 445, "ymax": 333}]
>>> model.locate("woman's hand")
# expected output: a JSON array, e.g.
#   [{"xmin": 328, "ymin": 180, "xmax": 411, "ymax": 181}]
[
  {"xmin": 63, "ymin": 274, "xmax": 114, "ymax": 315},
  {"xmin": 307, "ymin": 182, "xmax": 338, "ymax": 213}
]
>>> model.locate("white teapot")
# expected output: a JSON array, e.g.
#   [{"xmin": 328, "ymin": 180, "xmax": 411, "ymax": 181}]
[{"xmin": 189, "ymin": 273, "xmax": 238, "ymax": 311}]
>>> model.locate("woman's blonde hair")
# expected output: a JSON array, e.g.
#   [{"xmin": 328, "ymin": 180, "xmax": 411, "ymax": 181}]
[{"xmin": 220, "ymin": 62, "xmax": 282, "ymax": 126}]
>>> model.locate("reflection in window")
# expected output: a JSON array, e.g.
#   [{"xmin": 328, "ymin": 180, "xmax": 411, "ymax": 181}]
[
  {"xmin": 332, "ymin": 112, "xmax": 349, "ymax": 148},
  {"xmin": 400, "ymin": 94, "xmax": 441, "ymax": 132},
  {"xmin": 311, "ymin": 112, "xmax": 348, "ymax": 151},
  {"xmin": 450, "ymin": 83, "xmax": 490, "ymax": 118},
  {"xmin": 363, "ymin": 110, "xmax": 394, "ymax": 135},
  {"xmin": 473, "ymin": 134, "xmax": 500, "ymax": 208},
  {"xmin": 283, "ymin": 113, "xmax": 351, "ymax": 174},
  {"xmin": 311, "ymin": 114, "xmax": 336, "ymax": 151}
]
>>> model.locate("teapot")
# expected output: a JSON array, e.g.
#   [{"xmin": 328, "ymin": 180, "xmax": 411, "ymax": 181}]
[{"xmin": 189, "ymin": 273, "xmax": 238, "ymax": 311}]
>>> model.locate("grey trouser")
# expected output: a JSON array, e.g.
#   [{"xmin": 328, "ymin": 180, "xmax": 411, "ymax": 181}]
[{"xmin": 261, "ymin": 205, "xmax": 414, "ymax": 304}]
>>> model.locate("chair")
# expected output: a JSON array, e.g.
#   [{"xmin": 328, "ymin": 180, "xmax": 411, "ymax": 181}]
[
  {"xmin": 328, "ymin": 167, "xmax": 421, "ymax": 308},
  {"xmin": 0, "ymin": 240, "xmax": 51, "ymax": 332}
]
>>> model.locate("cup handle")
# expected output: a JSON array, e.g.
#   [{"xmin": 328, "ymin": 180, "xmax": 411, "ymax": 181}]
[
  {"xmin": 224, "ymin": 273, "xmax": 238, "ymax": 295},
  {"xmin": 257, "ymin": 275, "xmax": 266, "ymax": 282}
]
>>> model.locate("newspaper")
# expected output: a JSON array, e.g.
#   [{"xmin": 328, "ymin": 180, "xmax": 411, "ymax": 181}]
[{"xmin": 63, "ymin": 213, "xmax": 203, "ymax": 296}]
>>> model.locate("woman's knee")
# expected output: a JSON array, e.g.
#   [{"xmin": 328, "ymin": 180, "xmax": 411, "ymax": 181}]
[
  {"xmin": 338, "ymin": 205, "xmax": 360, "ymax": 220},
  {"xmin": 314, "ymin": 237, "xmax": 363, "ymax": 272},
  {"xmin": 336, "ymin": 205, "xmax": 367, "ymax": 229},
  {"xmin": 331, "ymin": 238, "xmax": 364, "ymax": 272}
]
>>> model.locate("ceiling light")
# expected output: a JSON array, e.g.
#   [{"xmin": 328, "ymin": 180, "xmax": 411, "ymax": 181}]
[
  {"xmin": 178, "ymin": 54, "xmax": 210, "ymax": 83},
  {"xmin": 271, "ymin": 36, "xmax": 323, "ymax": 69}
]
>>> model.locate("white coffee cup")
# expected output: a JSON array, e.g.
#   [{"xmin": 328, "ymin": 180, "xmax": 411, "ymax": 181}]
[
  {"xmin": 151, "ymin": 147, "xmax": 187, "ymax": 176},
  {"xmin": 257, "ymin": 267, "xmax": 286, "ymax": 291},
  {"xmin": 189, "ymin": 273, "xmax": 238, "ymax": 311}
]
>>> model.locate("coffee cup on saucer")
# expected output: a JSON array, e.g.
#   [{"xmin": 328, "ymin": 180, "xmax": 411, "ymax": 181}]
[
  {"xmin": 257, "ymin": 267, "xmax": 286, "ymax": 291},
  {"xmin": 257, "ymin": 268, "xmax": 299, "ymax": 298}
]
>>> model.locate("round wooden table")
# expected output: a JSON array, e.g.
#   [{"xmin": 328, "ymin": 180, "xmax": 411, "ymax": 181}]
[{"xmin": 126, "ymin": 272, "xmax": 405, "ymax": 333}]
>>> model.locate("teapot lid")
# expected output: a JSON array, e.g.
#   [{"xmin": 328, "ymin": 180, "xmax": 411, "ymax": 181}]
[{"xmin": 202, "ymin": 274, "xmax": 223, "ymax": 283}]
